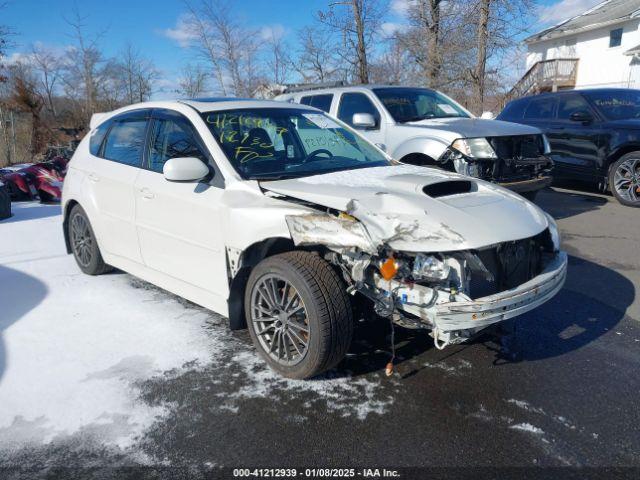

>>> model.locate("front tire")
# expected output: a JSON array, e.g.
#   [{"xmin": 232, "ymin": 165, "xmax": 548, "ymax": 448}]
[
  {"xmin": 244, "ymin": 251, "xmax": 353, "ymax": 379},
  {"xmin": 609, "ymin": 153, "xmax": 640, "ymax": 207},
  {"xmin": 68, "ymin": 205, "xmax": 112, "ymax": 275}
]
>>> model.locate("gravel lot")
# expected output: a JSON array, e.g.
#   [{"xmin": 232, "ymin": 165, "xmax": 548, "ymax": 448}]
[{"xmin": 0, "ymin": 184, "xmax": 638, "ymax": 478}]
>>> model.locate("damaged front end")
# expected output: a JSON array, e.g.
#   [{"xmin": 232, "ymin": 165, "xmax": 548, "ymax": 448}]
[
  {"xmin": 285, "ymin": 210, "xmax": 567, "ymax": 349},
  {"xmin": 438, "ymin": 135, "xmax": 554, "ymax": 194}
]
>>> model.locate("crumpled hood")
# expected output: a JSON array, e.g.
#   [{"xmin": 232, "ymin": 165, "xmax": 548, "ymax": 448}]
[
  {"xmin": 400, "ymin": 117, "xmax": 542, "ymax": 140},
  {"xmin": 261, "ymin": 165, "xmax": 549, "ymax": 252}
]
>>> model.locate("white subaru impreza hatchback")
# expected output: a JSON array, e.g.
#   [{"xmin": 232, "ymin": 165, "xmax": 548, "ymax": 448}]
[{"xmin": 62, "ymin": 98, "xmax": 567, "ymax": 379}]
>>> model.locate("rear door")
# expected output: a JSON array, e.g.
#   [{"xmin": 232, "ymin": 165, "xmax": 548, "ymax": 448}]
[
  {"xmin": 86, "ymin": 110, "xmax": 150, "ymax": 263},
  {"xmin": 133, "ymin": 109, "xmax": 229, "ymax": 300}
]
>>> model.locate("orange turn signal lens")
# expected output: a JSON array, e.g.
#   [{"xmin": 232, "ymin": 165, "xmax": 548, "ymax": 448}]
[{"xmin": 380, "ymin": 257, "xmax": 399, "ymax": 281}]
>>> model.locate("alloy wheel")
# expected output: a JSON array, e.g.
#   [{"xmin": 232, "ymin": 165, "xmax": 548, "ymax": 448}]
[
  {"xmin": 613, "ymin": 158, "xmax": 640, "ymax": 203},
  {"xmin": 250, "ymin": 274, "xmax": 309, "ymax": 366}
]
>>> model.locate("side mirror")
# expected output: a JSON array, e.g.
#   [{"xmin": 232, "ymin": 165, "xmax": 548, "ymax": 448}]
[
  {"xmin": 569, "ymin": 111, "xmax": 593, "ymax": 124},
  {"xmin": 352, "ymin": 112, "xmax": 376, "ymax": 129},
  {"xmin": 163, "ymin": 157, "xmax": 209, "ymax": 182}
]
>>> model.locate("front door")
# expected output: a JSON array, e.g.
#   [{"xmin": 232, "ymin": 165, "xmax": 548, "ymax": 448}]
[
  {"xmin": 133, "ymin": 109, "xmax": 229, "ymax": 300},
  {"xmin": 336, "ymin": 92, "xmax": 386, "ymax": 147},
  {"xmin": 551, "ymin": 92, "xmax": 602, "ymax": 179}
]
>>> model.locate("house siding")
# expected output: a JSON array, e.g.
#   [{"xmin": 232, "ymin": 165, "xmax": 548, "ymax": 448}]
[{"xmin": 526, "ymin": 18, "xmax": 640, "ymax": 89}]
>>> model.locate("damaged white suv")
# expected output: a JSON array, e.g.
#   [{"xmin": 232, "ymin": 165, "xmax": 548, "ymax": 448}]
[{"xmin": 62, "ymin": 99, "xmax": 567, "ymax": 379}]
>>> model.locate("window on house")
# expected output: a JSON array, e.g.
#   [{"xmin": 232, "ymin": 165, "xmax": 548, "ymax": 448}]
[{"xmin": 609, "ymin": 28, "xmax": 623, "ymax": 48}]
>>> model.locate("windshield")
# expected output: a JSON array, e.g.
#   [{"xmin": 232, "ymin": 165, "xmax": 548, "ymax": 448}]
[
  {"xmin": 201, "ymin": 108, "xmax": 390, "ymax": 180},
  {"xmin": 373, "ymin": 87, "xmax": 470, "ymax": 122},
  {"xmin": 584, "ymin": 90, "xmax": 640, "ymax": 121}
]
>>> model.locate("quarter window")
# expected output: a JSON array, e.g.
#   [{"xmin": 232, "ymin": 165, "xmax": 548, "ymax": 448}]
[
  {"xmin": 523, "ymin": 97, "xmax": 557, "ymax": 120},
  {"xmin": 609, "ymin": 28, "xmax": 623, "ymax": 48},
  {"xmin": 102, "ymin": 120, "xmax": 147, "ymax": 167},
  {"xmin": 299, "ymin": 94, "xmax": 333, "ymax": 113},
  {"xmin": 337, "ymin": 93, "xmax": 380, "ymax": 128},
  {"xmin": 89, "ymin": 121, "xmax": 111, "ymax": 157},
  {"xmin": 148, "ymin": 118, "xmax": 207, "ymax": 173}
]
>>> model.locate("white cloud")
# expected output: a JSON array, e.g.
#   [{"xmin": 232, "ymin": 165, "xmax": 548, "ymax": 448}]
[
  {"xmin": 537, "ymin": 0, "xmax": 604, "ymax": 25},
  {"xmin": 162, "ymin": 15, "xmax": 198, "ymax": 48},
  {"xmin": 260, "ymin": 24, "xmax": 286, "ymax": 41},
  {"xmin": 381, "ymin": 22, "xmax": 403, "ymax": 38},
  {"xmin": 390, "ymin": 0, "xmax": 413, "ymax": 17}
]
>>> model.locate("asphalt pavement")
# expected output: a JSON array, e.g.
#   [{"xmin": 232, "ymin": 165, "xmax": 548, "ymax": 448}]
[{"xmin": 2, "ymin": 184, "xmax": 639, "ymax": 479}]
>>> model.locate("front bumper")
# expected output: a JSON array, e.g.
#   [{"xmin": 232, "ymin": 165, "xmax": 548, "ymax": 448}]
[{"xmin": 376, "ymin": 251, "xmax": 567, "ymax": 333}]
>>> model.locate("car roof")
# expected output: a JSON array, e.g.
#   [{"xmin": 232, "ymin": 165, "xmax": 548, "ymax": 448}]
[
  {"xmin": 511, "ymin": 88, "xmax": 640, "ymax": 104},
  {"xmin": 280, "ymin": 84, "xmax": 434, "ymax": 97}
]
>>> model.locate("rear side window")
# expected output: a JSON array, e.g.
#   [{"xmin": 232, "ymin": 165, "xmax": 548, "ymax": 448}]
[
  {"xmin": 147, "ymin": 117, "xmax": 207, "ymax": 173},
  {"xmin": 337, "ymin": 92, "xmax": 380, "ymax": 128},
  {"xmin": 499, "ymin": 99, "xmax": 527, "ymax": 121},
  {"xmin": 299, "ymin": 94, "xmax": 333, "ymax": 113},
  {"xmin": 523, "ymin": 97, "xmax": 557, "ymax": 120},
  {"xmin": 103, "ymin": 120, "xmax": 147, "ymax": 167},
  {"xmin": 89, "ymin": 121, "xmax": 111, "ymax": 156}
]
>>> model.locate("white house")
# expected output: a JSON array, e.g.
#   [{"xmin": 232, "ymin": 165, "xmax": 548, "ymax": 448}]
[{"xmin": 511, "ymin": 0, "xmax": 640, "ymax": 97}]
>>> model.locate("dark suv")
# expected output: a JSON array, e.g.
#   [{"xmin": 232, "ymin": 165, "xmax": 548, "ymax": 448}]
[{"xmin": 498, "ymin": 88, "xmax": 640, "ymax": 207}]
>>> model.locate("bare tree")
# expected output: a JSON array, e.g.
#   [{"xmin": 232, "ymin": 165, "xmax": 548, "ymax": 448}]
[
  {"xmin": 317, "ymin": 0, "xmax": 385, "ymax": 84},
  {"xmin": 116, "ymin": 43, "xmax": 158, "ymax": 104},
  {"xmin": 178, "ymin": 64, "xmax": 209, "ymax": 97},
  {"xmin": 0, "ymin": 2, "xmax": 12, "ymax": 84},
  {"xmin": 62, "ymin": 8, "xmax": 108, "ymax": 121},
  {"xmin": 183, "ymin": 0, "xmax": 260, "ymax": 96},
  {"xmin": 264, "ymin": 29, "xmax": 290, "ymax": 85},
  {"xmin": 294, "ymin": 26, "xmax": 341, "ymax": 83},
  {"xmin": 31, "ymin": 44, "xmax": 62, "ymax": 117}
]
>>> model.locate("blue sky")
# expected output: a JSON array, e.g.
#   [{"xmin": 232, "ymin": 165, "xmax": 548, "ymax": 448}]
[{"xmin": 2, "ymin": 0, "xmax": 602, "ymax": 96}]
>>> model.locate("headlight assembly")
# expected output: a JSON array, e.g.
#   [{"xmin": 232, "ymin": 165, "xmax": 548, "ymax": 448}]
[
  {"xmin": 412, "ymin": 254, "xmax": 451, "ymax": 281},
  {"xmin": 545, "ymin": 212, "xmax": 561, "ymax": 251},
  {"xmin": 451, "ymin": 138, "xmax": 497, "ymax": 159}
]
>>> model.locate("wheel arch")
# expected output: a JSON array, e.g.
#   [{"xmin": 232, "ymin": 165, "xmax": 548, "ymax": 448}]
[
  {"xmin": 606, "ymin": 144, "xmax": 640, "ymax": 174},
  {"xmin": 62, "ymin": 199, "xmax": 80, "ymax": 254},
  {"xmin": 227, "ymin": 236, "xmax": 296, "ymax": 331}
]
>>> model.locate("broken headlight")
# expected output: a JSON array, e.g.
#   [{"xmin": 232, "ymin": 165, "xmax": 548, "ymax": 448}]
[
  {"xmin": 412, "ymin": 254, "xmax": 451, "ymax": 281},
  {"xmin": 451, "ymin": 138, "xmax": 497, "ymax": 159},
  {"xmin": 545, "ymin": 213, "xmax": 561, "ymax": 251}
]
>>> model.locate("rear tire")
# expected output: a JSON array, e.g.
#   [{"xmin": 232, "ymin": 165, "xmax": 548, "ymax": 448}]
[
  {"xmin": 244, "ymin": 251, "xmax": 353, "ymax": 379},
  {"xmin": 609, "ymin": 153, "xmax": 640, "ymax": 207},
  {"xmin": 68, "ymin": 204, "xmax": 112, "ymax": 275}
]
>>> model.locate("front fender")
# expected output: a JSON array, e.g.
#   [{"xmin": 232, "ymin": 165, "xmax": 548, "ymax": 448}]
[{"xmin": 391, "ymin": 137, "xmax": 450, "ymax": 162}]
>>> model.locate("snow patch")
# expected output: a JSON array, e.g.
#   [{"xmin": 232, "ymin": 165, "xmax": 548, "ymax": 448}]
[{"xmin": 510, "ymin": 423, "xmax": 544, "ymax": 435}]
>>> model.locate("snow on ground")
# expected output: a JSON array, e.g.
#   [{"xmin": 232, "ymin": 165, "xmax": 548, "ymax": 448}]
[
  {"xmin": 0, "ymin": 202, "xmax": 394, "ymax": 462},
  {"xmin": 0, "ymin": 202, "xmax": 214, "ymax": 452}
]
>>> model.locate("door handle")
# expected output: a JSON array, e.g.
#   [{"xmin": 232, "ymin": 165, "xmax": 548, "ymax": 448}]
[
  {"xmin": 88, "ymin": 173, "xmax": 100, "ymax": 182},
  {"xmin": 139, "ymin": 187, "xmax": 154, "ymax": 199}
]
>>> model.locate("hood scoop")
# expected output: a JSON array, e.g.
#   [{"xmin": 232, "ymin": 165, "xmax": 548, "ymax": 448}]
[{"xmin": 422, "ymin": 180, "xmax": 475, "ymax": 198}]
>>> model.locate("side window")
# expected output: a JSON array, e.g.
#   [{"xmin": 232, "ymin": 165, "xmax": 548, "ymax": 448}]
[
  {"xmin": 102, "ymin": 120, "xmax": 147, "ymax": 167},
  {"xmin": 300, "ymin": 94, "xmax": 333, "ymax": 113},
  {"xmin": 89, "ymin": 121, "xmax": 111, "ymax": 156},
  {"xmin": 557, "ymin": 94, "xmax": 592, "ymax": 120},
  {"xmin": 523, "ymin": 97, "xmax": 557, "ymax": 120},
  {"xmin": 148, "ymin": 117, "xmax": 207, "ymax": 173},
  {"xmin": 337, "ymin": 93, "xmax": 380, "ymax": 128}
]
